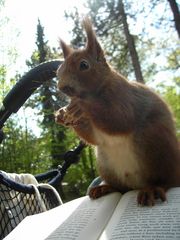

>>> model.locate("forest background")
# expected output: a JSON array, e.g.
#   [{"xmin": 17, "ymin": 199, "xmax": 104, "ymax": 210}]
[{"xmin": 0, "ymin": 0, "xmax": 179, "ymax": 201}]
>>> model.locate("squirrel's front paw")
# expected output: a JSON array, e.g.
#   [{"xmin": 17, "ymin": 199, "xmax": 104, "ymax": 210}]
[
  {"xmin": 55, "ymin": 107, "xmax": 72, "ymax": 126},
  {"xmin": 55, "ymin": 100, "xmax": 87, "ymax": 127},
  {"xmin": 55, "ymin": 107, "xmax": 74, "ymax": 126},
  {"xmin": 66, "ymin": 100, "xmax": 87, "ymax": 127}
]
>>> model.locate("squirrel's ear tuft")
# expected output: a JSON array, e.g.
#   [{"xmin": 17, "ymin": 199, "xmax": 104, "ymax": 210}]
[
  {"xmin": 83, "ymin": 17, "xmax": 105, "ymax": 62},
  {"xmin": 59, "ymin": 39, "xmax": 73, "ymax": 59}
]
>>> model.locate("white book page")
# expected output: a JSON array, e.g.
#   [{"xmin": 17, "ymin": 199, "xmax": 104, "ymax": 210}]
[
  {"xmin": 5, "ymin": 193, "xmax": 121, "ymax": 240},
  {"xmin": 46, "ymin": 192, "xmax": 121, "ymax": 240},
  {"xmin": 100, "ymin": 188, "xmax": 180, "ymax": 240},
  {"xmin": 5, "ymin": 196, "xmax": 88, "ymax": 240}
]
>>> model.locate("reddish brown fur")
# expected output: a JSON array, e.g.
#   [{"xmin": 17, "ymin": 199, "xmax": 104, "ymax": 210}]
[{"xmin": 56, "ymin": 17, "xmax": 180, "ymax": 206}]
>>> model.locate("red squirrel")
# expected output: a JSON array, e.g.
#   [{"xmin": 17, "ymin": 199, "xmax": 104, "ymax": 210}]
[{"xmin": 55, "ymin": 17, "xmax": 180, "ymax": 206}]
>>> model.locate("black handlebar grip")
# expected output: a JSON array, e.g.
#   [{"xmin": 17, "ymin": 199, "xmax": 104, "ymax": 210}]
[{"xmin": 3, "ymin": 60, "xmax": 62, "ymax": 113}]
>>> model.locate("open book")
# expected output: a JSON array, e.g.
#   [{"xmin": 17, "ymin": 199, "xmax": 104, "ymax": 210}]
[{"xmin": 5, "ymin": 187, "xmax": 180, "ymax": 240}]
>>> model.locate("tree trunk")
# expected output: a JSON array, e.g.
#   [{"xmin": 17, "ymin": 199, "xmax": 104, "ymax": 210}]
[
  {"xmin": 118, "ymin": 0, "xmax": 145, "ymax": 84},
  {"xmin": 167, "ymin": 0, "xmax": 180, "ymax": 38}
]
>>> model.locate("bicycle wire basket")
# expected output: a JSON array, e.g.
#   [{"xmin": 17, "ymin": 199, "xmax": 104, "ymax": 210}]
[
  {"xmin": 0, "ymin": 60, "xmax": 86, "ymax": 239},
  {"xmin": 0, "ymin": 171, "xmax": 62, "ymax": 239}
]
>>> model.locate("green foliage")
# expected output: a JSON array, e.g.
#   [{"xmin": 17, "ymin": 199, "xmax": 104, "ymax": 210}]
[
  {"xmin": 167, "ymin": 47, "xmax": 180, "ymax": 71},
  {"xmin": 0, "ymin": 65, "xmax": 7, "ymax": 102},
  {"xmin": 0, "ymin": 118, "xmax": 51, "ymax": 174},
  {"xmin": 152, "ymin": 42, "xmax": 180, "ymax": 137},
  {"xmin": 0, "ymin": 66, "xmax": 17, "ymax": 102},
  {"xmin": 157, "ymin": 46, "xmax": 180, "ymax": 136},
  {"xmin": 162, "ymin": 85, "xmax": 180, "ymax": 138},
  {"xmin": 164, "ymin": 47, "xmax": 180, "ymax": 134},
  {"xmin": 63, "ymin": 145, "xmax": 97, "ymax": 201}
]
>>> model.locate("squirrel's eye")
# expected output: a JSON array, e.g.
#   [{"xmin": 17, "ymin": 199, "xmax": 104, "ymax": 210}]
[{"xmin": 79, "ymin": 60, "xmax": 89, "ymax": 71}]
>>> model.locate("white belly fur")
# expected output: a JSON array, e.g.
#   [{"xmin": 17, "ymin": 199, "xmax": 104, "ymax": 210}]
[{"xmin": 94, "ymin": 128, "xmax": 145, "ymax": 189}]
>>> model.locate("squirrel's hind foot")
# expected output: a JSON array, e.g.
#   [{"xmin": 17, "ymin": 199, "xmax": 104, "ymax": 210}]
[{"xmin": 137, "ymin": 186, "xmax": 167, "ymax": 206}]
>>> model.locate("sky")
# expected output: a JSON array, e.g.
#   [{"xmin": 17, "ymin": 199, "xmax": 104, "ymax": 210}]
[{"xmin": 1, "ymin": 0, "xmax": 87, "ymax": 76}]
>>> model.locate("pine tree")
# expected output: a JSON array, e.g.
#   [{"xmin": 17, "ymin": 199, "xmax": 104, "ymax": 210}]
[{"xmin": 26, "ymin": 20, "xmax": 70, "ymax": 197}]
